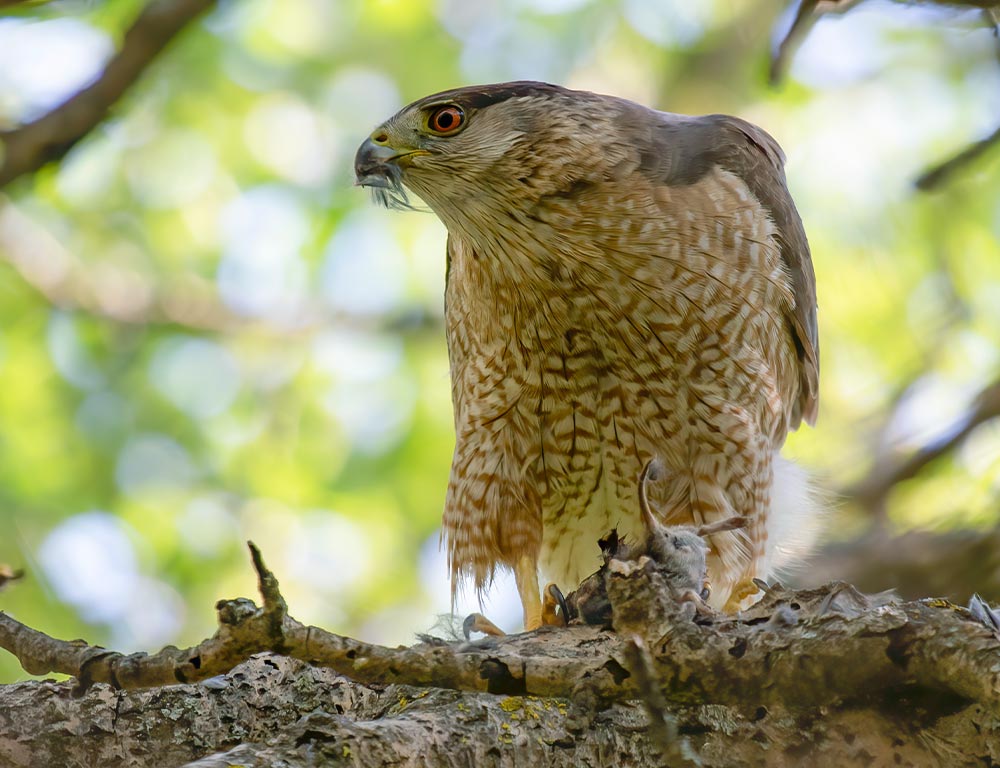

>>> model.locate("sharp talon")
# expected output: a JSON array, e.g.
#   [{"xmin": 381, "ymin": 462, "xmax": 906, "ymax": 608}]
[
  {"xmin": 541, "ymin": 583, "xmax": 569, "ymax": 626},
  {"xmin": 549, "ymin": 583, "xmax": 569, "ymax": 626},
  {"xmin": 463, "ymin": 612, "xmax": 506, "ymax": 639}
]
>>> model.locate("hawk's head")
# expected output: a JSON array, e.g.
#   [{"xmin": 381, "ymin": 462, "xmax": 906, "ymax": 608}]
[
  {"xmin": 356, "ymin": 82, "xmax": 820, "ymax": 428},
  {"xmin": 354, "ymin": 81, "xmax": 632, "ymax": 225}
]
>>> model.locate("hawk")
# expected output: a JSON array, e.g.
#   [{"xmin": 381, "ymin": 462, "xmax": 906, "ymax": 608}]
[{"xmin": 355, "ymin": 82, "xmax": 820, "ymax": 629}]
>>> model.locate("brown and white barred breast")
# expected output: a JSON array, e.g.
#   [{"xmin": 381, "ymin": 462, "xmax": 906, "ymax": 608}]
[{"xmin": 443, "ymin": 158, "xmax": 800, "ymax": 610}]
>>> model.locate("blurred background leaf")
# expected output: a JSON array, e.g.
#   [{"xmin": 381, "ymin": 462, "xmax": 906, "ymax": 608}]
[{"xmin": 1, "ymin": 0, "xmax": 999, "ymax": 682}]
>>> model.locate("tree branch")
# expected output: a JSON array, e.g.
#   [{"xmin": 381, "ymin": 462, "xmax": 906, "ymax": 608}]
[
  {"xmin": 769, "ymin": 0, "xmax": 825, "ymax": 87},
  {"xmin": 3, "ymin": 541, "xmax": 1000, "ymax": 718},
  {"xmin": 843, "ymin": 375, "xmax": 1000, "ymax": 510},
  {"xmin": 915, "ymin": 122, "xmax": 1000, "ymax": 190},
  {"xmin": 0, "ymin": 0, "xmax": 215, "ymax": 189},
  {"xmin": 771, "ymin": 0, "xmax": 1000, "ymax": 85},
  {"xmin": 803, "ymin": 527, "xmax": 1000, "ymax": 603},
  {"xmin": 621, "ymin": 636, "xmax": 698, "ymax": 766},
  {"xmin": 771, "ymin": 2, "xmax": 1000, "ymax": 188},
  {"xmin": 4, "ymin": 542, "xmax": 1000, "ymax": 765}
]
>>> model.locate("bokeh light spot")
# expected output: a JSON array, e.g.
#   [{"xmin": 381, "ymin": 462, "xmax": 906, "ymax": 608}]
[
  {"xmin": 115, "ymin": 434, "xmax": 198, "ymax": 495},
  {"xmin": 39, "ymin": 511, "xmax": 138, "ymax": 623},
  {"xmin": 149, "ymin": 337, "xmax": 241, "ymax": 419}
]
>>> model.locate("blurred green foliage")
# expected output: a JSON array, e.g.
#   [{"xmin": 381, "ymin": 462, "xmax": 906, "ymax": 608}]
[{"xmin": 1, "ymin": 0, "xmax": 999, "ymax": 682}]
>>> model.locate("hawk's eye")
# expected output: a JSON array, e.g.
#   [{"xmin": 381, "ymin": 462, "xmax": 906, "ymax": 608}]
[{"xmin": 427, "ymin": 105, "xmax": 465, "ymax": 135}]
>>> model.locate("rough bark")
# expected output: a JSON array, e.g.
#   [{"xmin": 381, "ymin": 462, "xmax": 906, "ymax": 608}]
[
  {"xmin": 3, "ymin": 651, "xmax": 997, "ymax": 768},
  {"xmin": 3, "ymin": 545, "xmax": 1000, "ymax": 767}
]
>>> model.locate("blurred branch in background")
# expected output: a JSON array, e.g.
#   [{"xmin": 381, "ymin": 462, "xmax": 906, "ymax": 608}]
[
  {"xmin": 0, "ymin": 199, "xmax": 243, "ymax": 330},
  {"xmin": 769, "ymin": 0, "xmax": 854, "ymax": 85},
  {"xmin": 806, "ymin": 527, "xmax": 1000, "ymax": 600},
  {"xmin": 772, "ymin": 0, "xmax": 1000, "ymax": 189},
  {"xmin": 844, "ymin": 375, "xmax": 1000, "ymax": 511},
  {"xmin": 916, "ymin": 122, "xmax": 1000, "ymax": 189},
  {"xmin": 0, "ymin": 199, "xmax": 443, "ymax": 336},
  {"xmin": 0, "ymin": 0, "xmax": 215, "ymax": 188}
]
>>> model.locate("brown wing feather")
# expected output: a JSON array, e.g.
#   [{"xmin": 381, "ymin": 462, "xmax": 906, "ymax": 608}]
[
  {"xmin": 641, "ymin": 110, "xmax": 820, "ymax": 427},
  {"xmin": 712, "ymin": 115, "xmax": 819, "ymax": 427}
]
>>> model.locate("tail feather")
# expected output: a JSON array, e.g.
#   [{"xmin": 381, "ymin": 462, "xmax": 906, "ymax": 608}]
[{"xmin": 765, "ymin": 455, "xmax": 829, "ymax": 578}]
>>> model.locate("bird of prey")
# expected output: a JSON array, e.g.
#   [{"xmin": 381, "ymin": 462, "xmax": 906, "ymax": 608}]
[{"xmin": 355, "ymin": 82, "xmax": 820, "ymax": 630}]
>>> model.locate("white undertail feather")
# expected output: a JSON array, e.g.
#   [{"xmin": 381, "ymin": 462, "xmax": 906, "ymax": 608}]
[{"xmin": 763, "ymin": 455, "xmax": 829, "ymax": 579}]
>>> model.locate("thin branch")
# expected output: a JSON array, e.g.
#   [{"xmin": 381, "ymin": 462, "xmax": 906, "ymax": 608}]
[
  {"xmin": 769, "ymin": 0, "xmax": 822, "ymax": 86},
  {"xmin": 0, "ymin": 0, "xmax": 215, "ymax": 189},
  {"xmin": 769, "ymin": 0, "xmax": 862, "ymax": 85},
  {"xmin": 844, "ymin": 375, "xmax": 1000, "ymax": 509},
  {"xmin": 915, "ymin": 123, "xmax": 1000, "ymax": 190},
  {"xmin": 770, "ymin": 1, "xmax": 1000, "ymax": 87}
]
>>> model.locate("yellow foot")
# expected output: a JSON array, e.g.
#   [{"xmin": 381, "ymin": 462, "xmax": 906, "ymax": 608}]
[
  {"xmin": 513, "ymin": 557, "xmax": 570, "ymax": 631},
  {"xmin": 463, "ymin": 612, "xmax": 506, "ymax": 639},
  {"xmin": 523, "ymin": 601, "xmax": 543, "ymax": 631},
  {"xmin": 724, "ymin": 579, "xmax": 761, "ymax": 612}
]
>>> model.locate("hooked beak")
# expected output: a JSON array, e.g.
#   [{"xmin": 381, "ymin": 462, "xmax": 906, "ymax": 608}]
[
  {"xmin": 354, "ymin": 135, "xmax": 429, "ymax": 210},
  {"xmin": 354, "ymin": 137, "xmax": 403, "ymax": 189},
  {"xmin": 354, "ymin": 136, "xmax": 429, "ymax": 187}
]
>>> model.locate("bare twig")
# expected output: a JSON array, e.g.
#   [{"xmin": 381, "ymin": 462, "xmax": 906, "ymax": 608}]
[
  {"xmin": 769, "ymin": 0, "xmax": 862, "ymax": 85},
  {"xmin": 771, "ymin": 0, "xmax": 1000, "ymax": 86},
  {"xmin": 0, "ymin": 0, "xmax": 215, "ymax": 188},
  {"xmin": 915, "ymin": 123, "xmax": 1000, "ymax": 190},
  {"xmin": 771, "ymin": 0, "xmax": 1000, "ymax": 185}
]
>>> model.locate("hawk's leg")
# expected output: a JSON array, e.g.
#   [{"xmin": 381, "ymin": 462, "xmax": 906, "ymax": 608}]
[
  {"xmin": 514, "ymin": 556, "xmax": 568, "ymax": 630},
  {"xmin": 514, "ymin": 554, "xmax": 543, "ymax": 631}
]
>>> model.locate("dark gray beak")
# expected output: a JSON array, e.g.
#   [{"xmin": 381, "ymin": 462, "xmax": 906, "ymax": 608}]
[{"xmin": 354, "ymin": 137, "xmax": 400, "ymax": 189}]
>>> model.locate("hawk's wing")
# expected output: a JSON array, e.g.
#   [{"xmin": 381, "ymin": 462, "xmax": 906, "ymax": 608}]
[{"xmin": 642, "ymin": 111, "xmax": 820, "ymax": 428}]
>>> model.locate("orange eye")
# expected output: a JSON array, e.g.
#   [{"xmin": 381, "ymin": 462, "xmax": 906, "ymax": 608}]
[{"xmin": 427, "ymin": 105, "xmax": 465, "ymax": 135}]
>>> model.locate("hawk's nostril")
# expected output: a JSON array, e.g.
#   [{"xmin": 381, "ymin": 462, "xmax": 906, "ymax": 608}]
[{"xmin": 372, "ymin": 132, "xmax": 389, "ymax": 144}]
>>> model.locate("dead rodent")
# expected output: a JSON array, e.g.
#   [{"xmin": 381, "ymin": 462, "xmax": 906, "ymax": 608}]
[{"xmin": 562, "ymin": 460, "xmax": 747, "ymax": 626}]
